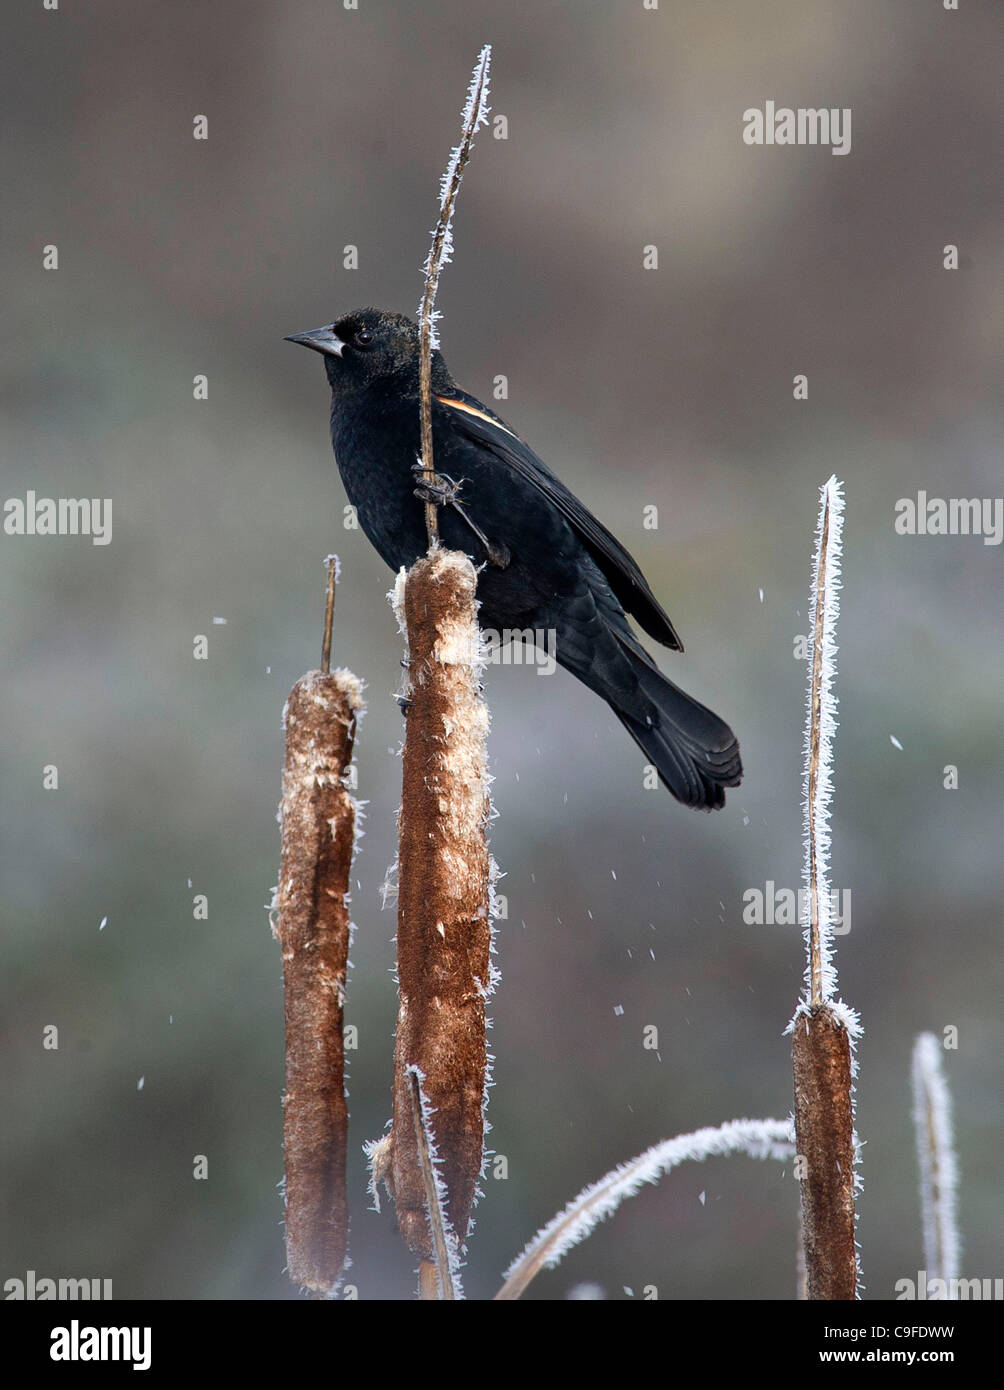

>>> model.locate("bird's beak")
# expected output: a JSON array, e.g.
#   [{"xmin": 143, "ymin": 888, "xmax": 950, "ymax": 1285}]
[{"xmin": 283, "ymin": 325, "xmax": 345, "ymax": 358}]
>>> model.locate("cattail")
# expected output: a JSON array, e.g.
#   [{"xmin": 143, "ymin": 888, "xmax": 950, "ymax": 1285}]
[
  {"xmin": 366, "ymin": 46, "xmax": 496, "ymax": 1299},
  {"xmin": 275, "ymin": 560, "xmax": 364, "ymax": 1295},
  {"xmin": 787, "ymin": 476, "xmax": 861, "ymax": 1300},
  {"xmin": 383, "ymin": 551, "xmax": 494, "ymax": 1290},
  {"xmin": 790, "ymin": 1007, "xmax": 858, "ymax": 1299}
]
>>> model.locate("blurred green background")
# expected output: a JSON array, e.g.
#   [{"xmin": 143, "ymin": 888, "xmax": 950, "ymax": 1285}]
[{"xmin": 2, "ymin": 0, "xmax": 1001, "ymax": 1300}]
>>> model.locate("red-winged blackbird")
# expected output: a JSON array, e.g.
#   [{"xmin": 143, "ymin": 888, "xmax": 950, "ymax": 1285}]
[{"xmin": 285, "ymin": 308, "xmax": 741, "ymax": 809}]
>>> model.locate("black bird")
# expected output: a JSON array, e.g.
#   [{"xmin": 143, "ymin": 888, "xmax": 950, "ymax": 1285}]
[{"xmin": 285, "ymin": 308, "xmax": 741, "ymax": 809}]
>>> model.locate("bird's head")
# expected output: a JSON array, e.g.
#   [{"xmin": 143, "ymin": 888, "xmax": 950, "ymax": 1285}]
[{"xmin": 284, "ymin": 307, "xmax": 451, "ymax": 396}]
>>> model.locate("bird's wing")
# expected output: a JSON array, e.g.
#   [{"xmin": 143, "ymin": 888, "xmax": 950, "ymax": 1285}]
[{"xmin": 435, "ymin": 390, "xmax": 684, "ymax": 650}]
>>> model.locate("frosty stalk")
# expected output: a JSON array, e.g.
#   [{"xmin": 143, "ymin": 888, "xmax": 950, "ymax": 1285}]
[
  {"xmin": 911, "ymin": 1033, "xmax": 961, "ymax": 1290},
  {"xmin": 416, "ymin": 43, "xmax": 492, "ymax": 546},
  {"xmin": 787, "ymin": 476, "xmax": 862, "ymax": 1301},
  {"xmin": 498, "ymin": 1119, "xmax": 795, "ymax": 1300}
]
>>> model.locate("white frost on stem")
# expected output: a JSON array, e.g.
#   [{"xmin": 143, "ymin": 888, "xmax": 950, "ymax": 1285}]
[
  {"xmin": 416, "ymin": 44, "xmax": 492, "ymax": 350},
  {"xmin": 802, "ymin": 474, "xmax": 842, "ymax": 1006},
  {"xmin": 911, "ymin": 1033, "xmax": 961, "ymax": 1290},
  {"xmin": 789, "ymin": 476, "xmax": 859, "ymax": 1030},
  {"xmin": 406, "ymin": 1064, "xmax": 464, "ymax": 1300},
  {"xmin": 415, "ymin": 46, "xmax": 491, "ymax": 545},
  {"xmin": 497, "ymin": 1117, "xmax": 795, "ymax": 1300}
]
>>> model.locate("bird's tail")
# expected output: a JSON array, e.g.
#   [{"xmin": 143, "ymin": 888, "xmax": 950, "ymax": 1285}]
[{"xmin": 614, "ymin": 656, "xmax": 742, "ymax": 811}]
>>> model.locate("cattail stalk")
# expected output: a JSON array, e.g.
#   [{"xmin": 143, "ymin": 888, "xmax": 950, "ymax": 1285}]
[
  {"xmin": 911, "ymin": 1033, "xmax": 961, "ymax": 1290},
  {"xmin": 408, "ymin": 1065, "xmax": 462, "ymax": 1300},
  {"xmin": 275, "ymin": 559, "xmax": 363, "ymax": 1294},
  {"xmin": 788, "ymin": 476, "xmax": 861, "ymax": 1301},
  {"xmin": 497, "ymin": 1118, "xmax": 795, "ymax": 1300},
  {"xmin": 416, "ymin": 44, "xmax": 492, "ymax": 545}
]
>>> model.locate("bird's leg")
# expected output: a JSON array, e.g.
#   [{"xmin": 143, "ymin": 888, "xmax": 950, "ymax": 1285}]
[
  {"xmin": 411, "ymin": 464, "xmax": 510, "ymax": 569},
  {"xmin": 456, "ymin": 504, "xmax": 511, "ymax": 569}
]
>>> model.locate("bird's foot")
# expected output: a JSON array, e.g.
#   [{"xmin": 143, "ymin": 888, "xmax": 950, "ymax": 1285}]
[
  {"xmin": 412, "ymin": 464, "xmax": 465, "ymax": 508},
  {"xmin": 411, "ymin": 464, "xmax": 510, "ymax": 568}
]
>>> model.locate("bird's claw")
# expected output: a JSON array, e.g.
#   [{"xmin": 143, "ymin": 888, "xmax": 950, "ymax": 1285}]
[
  {"xmin": 411, "ymin": 464, "xmax": 510, "ymax": 568},
  {"xmin": 412, "ymin": 465, "xmax": 465, "ymax": 508}
]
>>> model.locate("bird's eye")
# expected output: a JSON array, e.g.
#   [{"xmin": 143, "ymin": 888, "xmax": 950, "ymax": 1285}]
[{"xmin": 354, "ymin": 329, "xmax": 373, "ymax": 347}]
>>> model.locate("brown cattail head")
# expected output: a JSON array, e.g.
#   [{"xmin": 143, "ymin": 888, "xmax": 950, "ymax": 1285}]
[
  {"xmin": 388, "ymin": 549, "xmax": 494, "ymax": 1261},
  {"xmin": 792, "ymin": 1004, "xmax": 858, "ymax": 1300},
  {"xmin": 276, "ymin": 667, "xmax": 364, "ymax": 1294}
]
